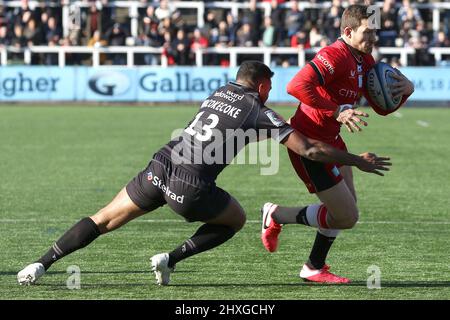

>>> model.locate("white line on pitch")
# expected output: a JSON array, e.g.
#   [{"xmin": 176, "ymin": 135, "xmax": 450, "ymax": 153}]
[
  {"xmin": 393, "ymin": 112, "xmax": 403, "ymax": 118},
  {"xmin": 1, "ymin": 219, "xmax": 450, "ymax": 225},
  {"xmin": 416, "ymin": 120, "xmax": 430, "ymax": 127}
]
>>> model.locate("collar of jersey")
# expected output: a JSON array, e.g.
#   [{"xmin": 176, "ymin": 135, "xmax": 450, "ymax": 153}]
[{"xmin": 337, "ymin": 37, "xmax": 363, "ymax": 64}]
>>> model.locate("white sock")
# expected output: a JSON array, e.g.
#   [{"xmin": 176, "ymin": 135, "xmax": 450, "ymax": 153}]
[{"xmin": 305, "ymin": 204, "xmax": 330, "ymax": 229}]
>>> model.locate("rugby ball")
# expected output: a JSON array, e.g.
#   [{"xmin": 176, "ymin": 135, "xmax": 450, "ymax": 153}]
[{"xmin": 366, "ymin": 62, "xmax": 402, "ymax": 116}]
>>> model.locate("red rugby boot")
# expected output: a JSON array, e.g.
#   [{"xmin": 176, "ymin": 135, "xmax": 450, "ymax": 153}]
[
  {"xmin": 300, "ymin": 264, "xmax": 350, "ymax": 284},
  {"xmin": 261, "ymin": 202, "xmax": 282, "ymax": 252}
]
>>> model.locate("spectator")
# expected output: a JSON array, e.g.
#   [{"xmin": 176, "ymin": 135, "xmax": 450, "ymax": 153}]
[
  {"xmin": 270, "ymin": 0, "xmax": 286, "ymax": 46},
  {"xmin": 191, "ymin": 28, "xmax": 209, "ymax": 51},
  {"xmin": 398, "ymin": 0, "xmax": 423, "ymax": 29},
  {"xmin": 23, "ymin": 18, "xmax": 43, "ymax": 46},
  {"xmin": 87, "ymin": 29, "xmax": 107, "ymax": 64},
  {"xmin": 243, "ymin": 0, "xmax": 262, "ymax": 46},
  {"xmin": 85, "ymin": 2, "xmax": 100, "ymax": 39},
  {"xmin": 140, "ymin": 6, "xmax": 159, "ymax": 35},
  {"xmin": 155, "ymin": 0, "xmax": 171, "ymax": 21},
  {"xmin": 308, "ymin": 26, "xmax": 322, "ymax": 47},
  {"xmin": 225, "ymin": 12, "xmax": 238, "ymax": 46},
  {"xmin": 159, "ymin": 17, "xmax": 176, "ymax": 40},
  {"xmin": 105, "ymin": 23, "xmax": 127, "ymax": 64},
  {"xmin": 14, "ymin": 0, "xmax": 34, "ymax": 27},
  {"xmin": 409, "ymin": 33, "xmax": 433, "ymax": 66},
  {"xmin": 291, "ymin": 29, "xmax": 309, "ymax": 49},
  {"xmin": 162, "ymin": 30, "xmax": 175, "ymax": 65},
  {"xmin": 261, "ymin": 16, "xmax": 276, "ymax": 47},
  {"xmin": 378, "ymin": 18, "xmax": 398, "ymax": 46},
  {"xmin": 45, "ymin": 16, "xmax": 62, "ymax": 45},
  {"xmin": 203, "ymin": 10, "xmax": 218, "ymax": 37},
  {"xmin": 189, "ymin": 28, "xmax": 209, "ymax": 65},
  {"xmin": 303, "ymin": 0, "xmax": 324, "ymax": 32},
  {"xmin": 285, "ymin": 0, "xmax": 305, "ymax": 38},
  {"xmin": 212, "ymin": 21, "xmax": 232, "ymax": 48},
  {"xmin": 0, "ymin": 5, "xmax": 8, "ymax": 27},
  {"xmin": 146, "ymin": 21, "xmax": 164, "ymax": 48},
  {"xmin": 105, "ymin": 22, "xmax": 127, "ymax": 46},
  {"xmin": 235, "ymin": 23, "xmax": 253, "ymax": 47},
  {"xmin": 381, "ymin": 0, "xmax": 398, "ymax": 29},
  {"xmin": 87, "ymin": 29, "xmax": 107, "ymax": 48},
  {"xmin": 0, "ymin": 25, "xmax": 11, "ymax": 47},
  {"xmin": 138, "ymin": 22, "xmax": 164, "ymax": 66},
  {"xmin": 431, "ymin": 31, "xmax": 450, "ymax": 47},
  {"xmin": 99, "ymin": 0, "xmax": 113, "ymax": 34},
  {"xmin": 171, "ymin": 29, "xmax": 191, "ymax": 65},
  {"xmin": 11, "ymin": 23, "xmax": 26, "ymax": 50},
  {"xmin": 323, "ymin": 4, "xmax": 341, "ymax": 42}
]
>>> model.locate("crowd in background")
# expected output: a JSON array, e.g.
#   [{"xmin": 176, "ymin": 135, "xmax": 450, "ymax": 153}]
[{"xmin": 0, "ymin": 0, "xmax": 449, "ymax": 66}]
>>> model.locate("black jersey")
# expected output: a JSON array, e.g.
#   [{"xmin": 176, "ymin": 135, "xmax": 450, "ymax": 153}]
[{"xmin": 158, "ymin": 81, "xmax": 294, "ymax": 180}]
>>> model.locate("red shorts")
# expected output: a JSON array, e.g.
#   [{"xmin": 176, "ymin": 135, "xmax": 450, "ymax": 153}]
[{"xmin": 288, "ymin": 135, "xmax": 347, "ymax": 194}]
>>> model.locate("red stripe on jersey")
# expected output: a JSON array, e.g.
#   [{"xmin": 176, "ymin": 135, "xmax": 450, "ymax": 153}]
[{"xmin": 318, "ymin": 205, "xmax": 329, "ymax": 229}]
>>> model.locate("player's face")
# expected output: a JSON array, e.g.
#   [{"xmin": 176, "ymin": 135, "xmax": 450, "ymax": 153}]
[
  {"xmin": 350, "ymin": 19, "xmax": 376, "ymax": 54},
  {"xmin": 258, "ymin": 78, "xmax": 272, "ymax": 104}
]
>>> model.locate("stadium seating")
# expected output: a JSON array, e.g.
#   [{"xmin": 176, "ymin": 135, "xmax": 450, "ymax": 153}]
[{"xmin": 0, "ymin": 0, "xmax": 449, "ymax": 67}]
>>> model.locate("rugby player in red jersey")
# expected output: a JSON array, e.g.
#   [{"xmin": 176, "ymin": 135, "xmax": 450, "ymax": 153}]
[{"xmin": 261, "ymin": 4, "xmax": 414, "ymax": 283}]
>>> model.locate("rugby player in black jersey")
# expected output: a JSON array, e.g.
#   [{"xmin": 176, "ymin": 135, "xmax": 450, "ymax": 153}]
[{"xmin": 18, "ymin": 61, "xmax": 390, "ymax": 286}]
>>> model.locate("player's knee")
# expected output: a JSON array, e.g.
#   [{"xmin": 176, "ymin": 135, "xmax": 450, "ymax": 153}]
[
  {"xmin": 337, "ymin": 210, "xmax": 359, "ymax": 229},
  {"xmin": 346, "ymin": 212, "xmax": 359, "ymax": 229},
  {"xmin": 90, "ymin": 208, "xmax": 115, "ymax": 233},
  {"xmin": 232, "ymin": 211, "xmax": 246, "ymax": 232}
]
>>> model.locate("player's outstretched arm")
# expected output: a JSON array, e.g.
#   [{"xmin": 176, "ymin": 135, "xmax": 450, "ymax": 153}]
[{"xmin": 282, "ymin": 131, "xmax": 391, "ymax": 176}]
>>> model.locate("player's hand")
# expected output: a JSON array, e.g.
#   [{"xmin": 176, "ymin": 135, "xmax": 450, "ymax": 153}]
[
  {"xmin": 356, "ymin": 152, "xmax": 392, "ymax": 176},
  {"xmin": 335, "ymin": 107, "xmax": 369, "ymax": 133},
  {"xmin": 390, "ymin": 70, "xmax": 415, "ymax": 100}
]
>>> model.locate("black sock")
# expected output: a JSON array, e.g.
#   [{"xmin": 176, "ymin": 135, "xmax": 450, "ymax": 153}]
[
  {"xmin": 168, "ymin": 224, "xmax": 235, "ymax": 268},
  {"xmin": 295, "ymin": 207, "xmax": 309, "ymax": 225},
  {"xmin": 37, "ymin": 217, "xmax": 101, "ymax": 270},
  {"xmin": 307, "ymin": 231, "xmax": 336, "ymax": 270}
]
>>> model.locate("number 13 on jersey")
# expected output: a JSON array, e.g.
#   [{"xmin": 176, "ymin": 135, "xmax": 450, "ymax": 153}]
[{"xmin": 185, "ymin": 111, "xmax": 220, "ymax": 142}]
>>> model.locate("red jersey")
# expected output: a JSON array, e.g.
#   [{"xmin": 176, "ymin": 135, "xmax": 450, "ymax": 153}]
[{"xmin": 288, "ymin": 39, "xmax": 375, "ymax": 145}]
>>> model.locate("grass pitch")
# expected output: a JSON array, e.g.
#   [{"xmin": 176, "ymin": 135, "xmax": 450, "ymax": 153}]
[{"xmin": 0, "ymin": 105, "xmax": 449, "ymax": 300}]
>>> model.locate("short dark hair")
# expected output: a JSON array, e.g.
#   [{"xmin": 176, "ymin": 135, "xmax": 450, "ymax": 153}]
[
  {"xmin": 340, "ymin": 4, "xmax": 369, "ymax": 34},
  {"xmin": 236, "ymin": 60, "xmax": 274, "ymax": 88}
]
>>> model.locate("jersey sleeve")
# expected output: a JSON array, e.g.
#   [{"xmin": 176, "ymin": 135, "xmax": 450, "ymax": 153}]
[
  {"xmin": 286, "ymin": 47, "xmax": 346, "ymax": 114},
  {"xmin": 308, "ymin": 47, "xmax": 344, "ymax": 86},
  {"xmin": 255, "ymin": 107, "xmax": 294, "ymax": 143}
]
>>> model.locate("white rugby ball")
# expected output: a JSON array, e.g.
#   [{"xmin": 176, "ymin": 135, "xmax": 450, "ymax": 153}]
[{"xmin": 366, "ymin": 62, "xmax": 402, "ymax": 115}]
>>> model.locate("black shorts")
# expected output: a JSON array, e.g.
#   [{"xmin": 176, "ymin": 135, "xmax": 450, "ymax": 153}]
[{"xmin": 126, "ymin": 153, "xmax": 231, "ymax": 222}]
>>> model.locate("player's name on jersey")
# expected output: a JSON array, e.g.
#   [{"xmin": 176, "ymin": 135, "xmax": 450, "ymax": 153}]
[{"xmin": 200, "ymin": 98, "xmax": 242, "ymax": 119}]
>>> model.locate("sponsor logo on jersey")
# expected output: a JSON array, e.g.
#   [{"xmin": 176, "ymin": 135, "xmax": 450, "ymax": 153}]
[
  {"xmin": 339, "ymin": 88, "xmax": 358, "ymax": 99},
  {"xmin": 317, "ymin": 54, "xmax": 335, "ymax": 75},
  {"xmin": 264, "ymin": 110, "xmax": 285, "ymax": 127},
  {"xmin": 350, "ymin": 70, "xmax": 356, "ymax": 78},
  {"xmin": 147, "ymin": 171, "xmax": 153, "ymax": 181},
  {"xmin": 150, "ymin": 174, "xmax": 185, "ymax": 204}
]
